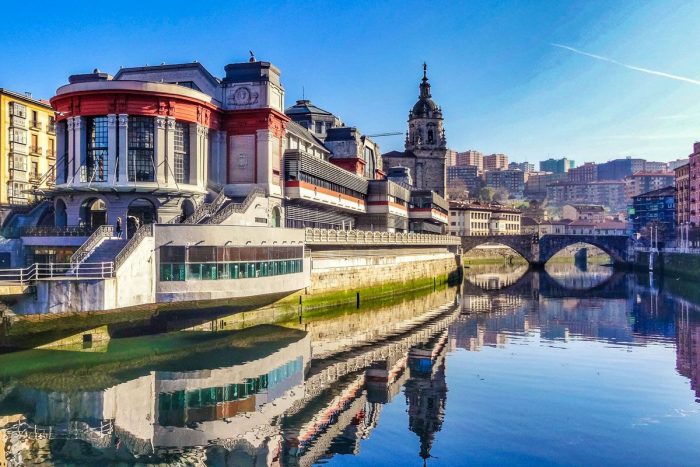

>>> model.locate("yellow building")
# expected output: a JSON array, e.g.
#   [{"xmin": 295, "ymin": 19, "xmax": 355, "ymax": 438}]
[{"xmin": 0, "ymin": 89, "xmax": 56, "ymax": 206}]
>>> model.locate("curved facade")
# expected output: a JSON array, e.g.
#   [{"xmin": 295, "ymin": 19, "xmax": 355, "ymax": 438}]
[{"xmin": 49, "ymin": 77, "xmax": 220, "ymax": 229}]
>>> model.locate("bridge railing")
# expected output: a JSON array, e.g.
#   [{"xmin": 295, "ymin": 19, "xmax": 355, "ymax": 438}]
[{"xmin": 305, "ymin": 228, "xmax": 461, "ymax": 246}]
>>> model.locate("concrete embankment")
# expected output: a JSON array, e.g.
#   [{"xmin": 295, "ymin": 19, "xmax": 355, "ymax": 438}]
[{"xmin": 0, "ymin": 247, "xmax": 461, "ymax": 350}]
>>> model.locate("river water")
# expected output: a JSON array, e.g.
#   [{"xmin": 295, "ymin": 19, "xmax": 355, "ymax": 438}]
[{"xmin": 2, "ymin": 263, "xmax": 700, "ymax": 466}]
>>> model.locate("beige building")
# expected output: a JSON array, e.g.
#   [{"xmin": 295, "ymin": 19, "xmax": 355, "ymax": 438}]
[
  {"xmin": 448, "ymin": 201, "xmax": 521, "ymax": 236},
  {"xmin": 0, "ymin": 89, "xmax": 57, "ymax": 206}
]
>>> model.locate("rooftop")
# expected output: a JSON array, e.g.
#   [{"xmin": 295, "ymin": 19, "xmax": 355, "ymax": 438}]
[
  {"xmin": 285, "ymin": 99, "xmax": 334, "ymax": 117},
  {"xmin": 632, "ymin": 186, "xmax": 676, "ymax": 199},
  {"xmin": 0, "ymin": 88, "xmax": 54, "ymax": 110}
]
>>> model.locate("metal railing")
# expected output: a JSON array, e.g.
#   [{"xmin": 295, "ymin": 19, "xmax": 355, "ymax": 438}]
[
  {"xmin": 304, "ymin": 228, "xmax": 462, "ymax": 246},
  {"xmin": 114, "ymin": 223, "xmax": 154, "ymax": 271},
  {"xmin": 70, "ymin": 225, "xmax": 114, "ymax": 265},
  {"xmin": 635, "ymin": 246, "xmax": 700, "ymax": 255},
  {"xmin": 209, "ymin": 187, "xmax": 266, "ymax": 224},
  {"xmin": 30, "ymin": 120, "xmax": 42, "ymax": 131},
  {"xmin": 0, "ymin": 262, "xmax": 114, "ymax": 285},
  {"xmin": 183, "ymin": 190, "xmax": 227, "ymax": 224},
  {"xmin": 19, "ymin": 225, "xmax": 95, "ymax": 237}
]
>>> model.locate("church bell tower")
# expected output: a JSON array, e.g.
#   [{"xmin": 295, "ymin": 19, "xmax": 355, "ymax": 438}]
[{"xmin": 406, "ymin": 63, "xmax": 446, "ymax": 153}]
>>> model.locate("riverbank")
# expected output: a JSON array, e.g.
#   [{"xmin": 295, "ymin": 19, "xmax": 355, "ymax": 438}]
[{"xmin": 0, "ymin": 252, "xmax": 461, "ymax": 351}]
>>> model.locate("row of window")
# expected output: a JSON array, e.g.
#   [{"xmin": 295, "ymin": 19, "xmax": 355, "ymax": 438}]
[
  {"xmin": 8, "ymin": 102, "xmax": 56, "ymax": 132},
  {"xmin": 80, "ymin": 116, "xmax": 192, "ymax": 183},
  {"xmin": 158, "ymin": 357, "xmax": 303, "ymax": 416},
  {"xmin": 160, "ymin": 259, "xmax": 304, "ymax": 281},
  {"xmin": 161, "ymin": 245, "xmax": 303, "ymax": 263},
  {"xmin": 288, "ymin": 171, "xmax": 367, "ymax": 200}
]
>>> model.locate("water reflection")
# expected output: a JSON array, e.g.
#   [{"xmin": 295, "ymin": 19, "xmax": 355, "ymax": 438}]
[
  {"xmin": 464, "ymin": 262, "xmax": 529, "ymax": 290},
  {"xmin": 4, "ymin": 265, "xmax": 700, "ymax": 465}
]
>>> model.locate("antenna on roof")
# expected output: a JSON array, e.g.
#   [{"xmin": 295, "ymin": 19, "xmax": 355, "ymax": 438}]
[{"xmin": 302, "ymin": 86, "xmax": 305, "ymax": 100}]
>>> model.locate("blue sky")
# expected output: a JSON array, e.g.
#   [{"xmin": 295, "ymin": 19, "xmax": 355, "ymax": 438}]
[{"xmin": 3, "ymin": 0, "xmax": 700, "ymax": 165}]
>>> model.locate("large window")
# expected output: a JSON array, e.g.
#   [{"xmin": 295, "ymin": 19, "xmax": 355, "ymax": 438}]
[
  {"xmin": 159, "ymin": 245, "xmax": 304, "ymax": 282},
  {"xmin": 173, "ymin": 121, "xmax": 190, "ymax": 184},
  {"xmin": 86, "ymin": 116, "xmax": 108, "ymax": 182},
  {"xmin": 128, "ymin": 116, "xmax": 155, "ymax": 182}
]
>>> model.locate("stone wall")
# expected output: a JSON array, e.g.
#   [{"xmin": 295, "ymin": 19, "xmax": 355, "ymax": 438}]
[
  {"xmin": 635, "ymin": 251, "xmax": 700, "ymax": 279},
  {"xmin": 309, "ymin": 248, "xmax": 458, "ymax": 293}
]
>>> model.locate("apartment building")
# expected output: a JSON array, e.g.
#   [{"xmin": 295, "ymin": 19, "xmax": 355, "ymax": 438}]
[
  {"xmin": 448, "ymin": 201, "xmax": 521, "ymax": 236},
  {"xmin": 0, "ymin": 89, "xmax": 57, "ymax": 206}
]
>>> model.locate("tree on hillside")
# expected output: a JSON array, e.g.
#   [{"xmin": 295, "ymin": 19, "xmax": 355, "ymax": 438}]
[{"xmin": 478, "ymin": 187, "xmax": 495, "ymax": 202}]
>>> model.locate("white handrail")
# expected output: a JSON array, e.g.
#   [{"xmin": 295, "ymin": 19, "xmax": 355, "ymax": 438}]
[{"xmin": 0, "ymin": 262, "xmax": 115, "ymax": 285}]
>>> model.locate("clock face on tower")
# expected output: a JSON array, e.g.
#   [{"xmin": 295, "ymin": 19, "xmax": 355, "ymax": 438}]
[{"xmin": 228, "ymin": 86, "xmax": 259, "ymax": 107}]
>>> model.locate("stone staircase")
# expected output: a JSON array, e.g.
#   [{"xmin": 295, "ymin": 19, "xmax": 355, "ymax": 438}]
[{"xmin": 82, "ymin": 238, "xmax": 128, "ymax": 263}]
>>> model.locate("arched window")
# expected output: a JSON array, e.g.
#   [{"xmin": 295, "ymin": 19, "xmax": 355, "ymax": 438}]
[{"xmin": 428, "ymin": 129, "xmax": 434, "ymax": 144}]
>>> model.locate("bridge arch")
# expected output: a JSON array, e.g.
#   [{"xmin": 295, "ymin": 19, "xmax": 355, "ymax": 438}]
[
  {"xmin": 461, "ymin": 235, "xmax": 536, "ymax": 263},
  {"xmin": 539, "ymin": 235, "xmax": 630, "ymax": 265}
]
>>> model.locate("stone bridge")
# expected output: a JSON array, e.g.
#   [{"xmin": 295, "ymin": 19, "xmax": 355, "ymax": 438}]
[{"xmin": 461, "ymin": 234, "xmax": 632, "ymax": 265}]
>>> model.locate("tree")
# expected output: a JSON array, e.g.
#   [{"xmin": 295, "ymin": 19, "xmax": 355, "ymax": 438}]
[
  {"xmin": 478, "ymin": 187, "xmax": 495, "ymax": 202},
  {"xmin": 447, "ymin": 179, "xmax": 469, "ymax": 200}
]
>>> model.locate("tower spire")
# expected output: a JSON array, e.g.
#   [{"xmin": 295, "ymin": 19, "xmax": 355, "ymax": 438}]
[{"xmin": 419, "ymin": 62, "xmax": 431, "ymax": 99}]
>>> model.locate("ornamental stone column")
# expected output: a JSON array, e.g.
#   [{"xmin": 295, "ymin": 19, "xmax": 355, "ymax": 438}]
[
  {"xmin": 107, "ymin": 114, "xmax": 117, "ymax": 184},
  {"xmin": 118, "ymin": 114, "xmax": 129, "ymax": 182},
  {"xmin": 154, "ymin": 116, "xmax": 167, "ymax": 185},
  {"xmin": 189, "ymin": 123, "xmax": 209, "ymax": 187},
  {"xmin": 165, "ymin": 117, "xmax": 176, "ymax": 185}
]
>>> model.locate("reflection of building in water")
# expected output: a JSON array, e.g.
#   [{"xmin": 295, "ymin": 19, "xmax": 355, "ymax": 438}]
[
  {"xmin": 0, "ymin": 330, "xmax": 310, "ymax": 466},
  {"xmin": 544, "ymin": 262, "xmax": 615, "ymax": 290},
  {"xmin": 282, "ymin": 298, "xmax": 461, "ymax": 466},
  {"xmin": 676, "ymin": 300, "xmax": 700, "ymax": 400},
  {"xmin": 456, "ymin": 281, "xmax": 639, "ymax": 348},
  {"xmin": 299, "ymin": 286, "xmax": 456, "ymax": 360},
  {"xmin": 460, "ymin": 293, "xmax": 524, "ymax": 315},
  {"xmin": 405, "ymin": 330, "xmax": 449, "ymax": 462}
]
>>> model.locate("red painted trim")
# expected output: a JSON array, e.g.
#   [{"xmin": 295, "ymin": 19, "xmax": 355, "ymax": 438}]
[
  {"xmin": 367, "ymin": 200, "xmax": 408, "ymax": 211},
  {"xmin": 286, "ymin": 180, "xmax": 366, "ymax": 205},
  {"xmin": 50, "ymin": 89, "xmax": 223, "ymax": 130}
]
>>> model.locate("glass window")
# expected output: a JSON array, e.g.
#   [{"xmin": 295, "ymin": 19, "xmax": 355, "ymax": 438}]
[
  {"xmin": 86, "ymin": 116, "xmax": 109, "ymax": 182},
  {"xmin": 173, "ymin": 121, "xmax": 190, "ymax": 184},
  {"xmin": 128, "ymin": 116, "xmax": 155, "ymax": 181}
]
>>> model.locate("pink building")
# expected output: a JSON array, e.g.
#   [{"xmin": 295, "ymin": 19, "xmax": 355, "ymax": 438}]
[
  {"xmin": 456, "ymin": 150, "xmax": 483, "ymax": 170},
  {"xmin": 690, "ymin": 142, "xmax": 700, "ymax": 227},
  {"xmin": 484, "ymin": 153, "xmax": 508, "ymax": 171}
]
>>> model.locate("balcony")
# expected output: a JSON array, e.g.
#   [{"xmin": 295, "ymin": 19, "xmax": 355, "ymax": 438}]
[
  {"xmin": 9, "ymin": 142, "xmax": 27, "ymax": 155},
  {"xmin": 46, "ymin": 148, "xmax": 56, "ymax": 159},
  {"xmin": 9, "ymin": 168, "xmax": 28, "ymax": 182},
  {"xmin": 9, "ymin": 115, "xmax": 26, "ymax": 128},
  {"xmin": 29, "ymin": 120, "xmax": 42, "ymax": 131},
  {"xmin": 47, "ymin": 122, "xmax": 56, "ymax": 134},
  {"xmin": 29, "ymin": 146, "xmax": 42, "ymax": 156}
]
